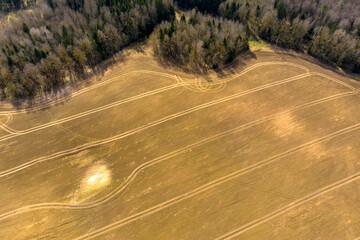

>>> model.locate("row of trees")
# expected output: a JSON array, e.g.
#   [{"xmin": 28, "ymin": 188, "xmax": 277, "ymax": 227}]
[
  {"xmin": 0, "ymin": 0, "xmax": 175, "ymax": 100},
  {"xmin": 218, "ymin": 0, "xmax": 360, "ymax": 72},
  {"xmin": 152, "ymin": 10, "xmax": 248, "ymax": 69}
]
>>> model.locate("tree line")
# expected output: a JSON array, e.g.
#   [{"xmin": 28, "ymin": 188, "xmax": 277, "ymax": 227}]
[
  {"xmin": 218, "ymin": 0, "xmax": 360, "ymax": 73},
  {"xmin": 152, "ymin": 10, "xmax": 248, "ymax": 69},
  {"xmin": 0, "ymin": 0, "xmax": 35, "ymax": 12},
  {"xmin": 0, "ymin": 0, "xmax": 174, "ymax": 100},
  {"xmin": 2, "ymin": 0, "xmax": 359, "ymax": 101}
]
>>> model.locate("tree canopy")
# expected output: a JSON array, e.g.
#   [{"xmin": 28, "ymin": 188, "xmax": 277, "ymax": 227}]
[
  {"xmin": 152, "ymin": 10, "xmax": 248, "ymax": 69},
  {"xmin": 0, "ymin": 0, "xmax": 174, "ymax": 100},
  {"xmin": 218, "ymin": 0, "xmax": 360, "ymax": 72}
]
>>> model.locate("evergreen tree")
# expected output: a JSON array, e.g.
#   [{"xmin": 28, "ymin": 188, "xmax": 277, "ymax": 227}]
[
  {"xmin": 277, "ymin": 1, "xmax": 286, "ymax": 20},
  {"xmin": 22, "ymin": 22, "xmax": 30, "ymax": 34}
]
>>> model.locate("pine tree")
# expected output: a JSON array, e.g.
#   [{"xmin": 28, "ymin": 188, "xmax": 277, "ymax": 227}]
[
  {"xmin": 181, "ymin": 14, "xmax": 186, "ymax": 22},
  {"xmin": 277, "ymin": 2, "xmax": 286, "ymax": 20},
  {"xmin": 22, "ymin": 22, "xmax": 30, "ymax": 34}
]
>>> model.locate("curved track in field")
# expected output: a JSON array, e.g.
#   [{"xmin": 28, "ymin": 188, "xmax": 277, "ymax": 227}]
[
  {"xmin": 0, "ymin": 114, "xmax": 19, "ymax": 134},
  {"xmin": 0, "ymin": 94, "xmax": 357, "ymax": 226},
  {"xmin": 71, "ymin": 122, "xmax": 360, "ymax": 239},
  {"xmin": 0, "ymin": 73, "xmax": 311, "ymax": 178},
  {"xmin": 0, "ymin": 62, "xmax": 355, "ymax": 143},
  {"xmin": 0, "ymin": 61, "xmax": 309, "ymax": 115},
  {"xmin": 0, "ymin": 62, "xmax": 313, "ymax": 140},
  {"xmin": 0, "ymin": 61, "xmax": 358, "ymax": 239}
]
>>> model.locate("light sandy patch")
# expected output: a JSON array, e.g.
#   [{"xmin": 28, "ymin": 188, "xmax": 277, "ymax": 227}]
[
  {"xmin": 304, "ymin": 144, "xmax": 327, "ymax": 160},
  {"xmin": 272, "ymin": 112, "xmax": 302, "ymax": 138},
  {"xmin": 299, "ymin": 143, "xmax": 328, "ymax": 169},
  {"xmin": 72, "ymin": 164, "xmax": 111, "ymax": 203}
]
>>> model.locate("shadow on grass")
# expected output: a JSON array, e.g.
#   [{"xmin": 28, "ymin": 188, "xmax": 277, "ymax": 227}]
[
  {"xmin": 1, "ymin": 50, "xmax": 134, "ymax": 113},
  {"xmin": 2, "ymin": 48, "xmax": 257, "ymax": 112},
  {"xmin": 214, "ymin": 51, "xmax": 257, "ymax": 78},
  {"xmin": 154, "ymin": 50, "xmax": 257, "ymax": 82}
]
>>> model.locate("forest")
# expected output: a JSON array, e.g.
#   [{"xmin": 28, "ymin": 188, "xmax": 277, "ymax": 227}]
[
  {"xmin": 152, "ymin": 10, "xmax": 248, "ymax": 69},
  {"xmin": 0, "ymin": 0, "xmax": 174, "ymax": 100},
  {"xmin": 0, "ymin": 0, "xmax": 35, "ymax": 12},
  {"xmin": 1, "ymin": 0, "xmax": 360, "ymax": 101},
  {"xmin": 218, "ymin": 0, "xmax": 360, "ymax": 72}
]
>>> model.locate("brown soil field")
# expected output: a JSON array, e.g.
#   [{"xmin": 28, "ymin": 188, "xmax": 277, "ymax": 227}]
[{"xmin": 0, "ymin": 47, "xmax": 360, "ymax": 240}]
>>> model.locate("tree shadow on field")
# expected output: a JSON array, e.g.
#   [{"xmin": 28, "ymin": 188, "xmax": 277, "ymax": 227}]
[
  {"xmin": 154, "ymin": 51, "xmax": 257, "ymax": 81},
  {"xmin": 154, "ymin": 57, "xmax": 207, "ymax": 76},
  {"xmin": 273, "ymin": 47, "xmax": 360, "ymax": 81},
  {"xmin": 214, "ymin": 51, "xmax": 257, "ymax": 79},
  {"xmin": 134, "ymin": 44, "xmax": 145, "ymax": 53},
  {"xmin": 3, "ymin": 51, "xmax": 133, "ymax": 112}
]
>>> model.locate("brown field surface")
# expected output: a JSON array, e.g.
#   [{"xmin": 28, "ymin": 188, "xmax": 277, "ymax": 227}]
[{"xmin": 0, "ymin": 48, "xmax": 360, "ymax": 240}]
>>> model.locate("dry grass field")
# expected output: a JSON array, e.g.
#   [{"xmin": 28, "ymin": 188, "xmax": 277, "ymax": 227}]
[{"xmin": 0, "ymin": 47, "xmax": 360, "ymax": 240}]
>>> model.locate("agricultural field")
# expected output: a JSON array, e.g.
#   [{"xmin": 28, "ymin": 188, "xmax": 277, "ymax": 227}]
[{"xmin": 0, "ymin": 48, "xmax": 360, "ymax": 240}]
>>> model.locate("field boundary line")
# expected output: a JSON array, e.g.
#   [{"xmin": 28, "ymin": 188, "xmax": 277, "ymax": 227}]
[
  {"xmin": 71, "ymin": 122, "xmax": 360, "ymax": 240},
  {"xmin": 0, "ymin": 91, "xmax": 354, "ymax": 221},
  {"xmin": 314, "ymin": 72, "xmax": 357, "ymax": 92}
]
